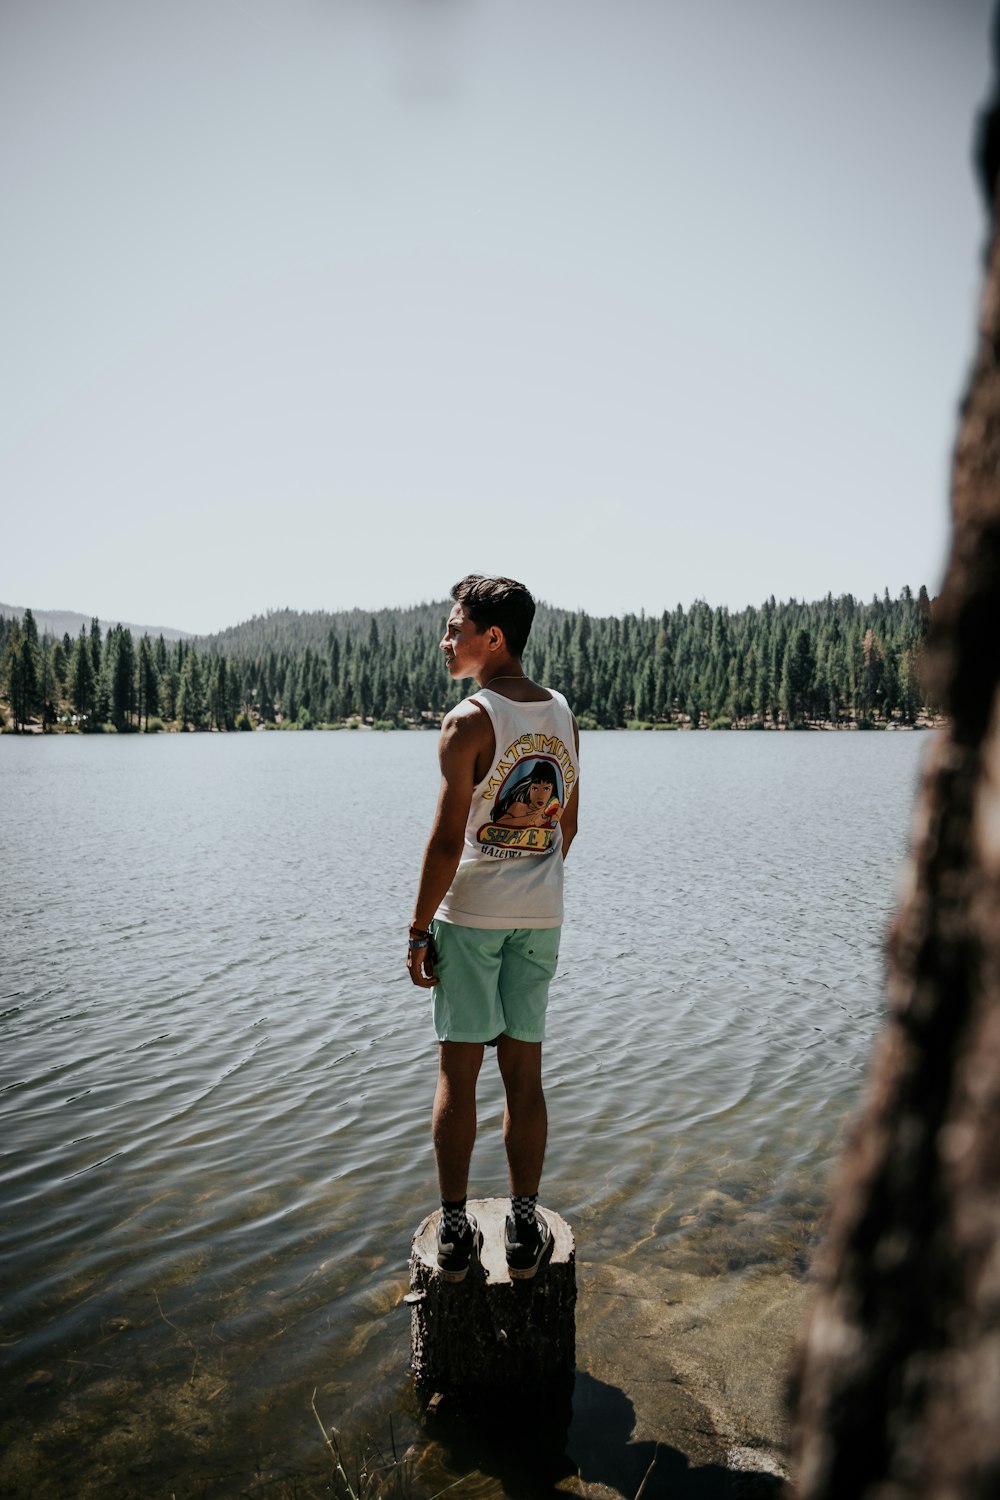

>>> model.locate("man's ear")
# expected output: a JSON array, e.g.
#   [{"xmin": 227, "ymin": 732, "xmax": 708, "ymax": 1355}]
[{"xmin": 488, "ymin": 626, "xmax": 505, "ymax": 650}]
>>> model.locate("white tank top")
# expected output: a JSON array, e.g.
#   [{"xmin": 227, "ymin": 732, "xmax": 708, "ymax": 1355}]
[{"xmin": 436, "ymin": 687, "xmax": 579, "ymax": 929}]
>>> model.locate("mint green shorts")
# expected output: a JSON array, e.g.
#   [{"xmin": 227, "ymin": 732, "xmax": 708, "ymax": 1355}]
[{"xmin": 430, "ymin": 921, "xmax": 561, "ymax": 1044}]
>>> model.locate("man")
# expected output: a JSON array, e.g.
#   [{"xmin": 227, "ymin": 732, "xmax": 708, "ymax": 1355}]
[{"xmin": 407, "ymin": 575, "xmax": 580, "ymax": 1283}]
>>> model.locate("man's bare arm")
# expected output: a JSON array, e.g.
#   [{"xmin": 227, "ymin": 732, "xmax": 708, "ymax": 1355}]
[
  {"xmin": 560, "ymin": 717, "xmax": 581, "ymax": 860},
  {"xmin": 407, "ymin": 705, "xmax": 490, "ymax": 988}
]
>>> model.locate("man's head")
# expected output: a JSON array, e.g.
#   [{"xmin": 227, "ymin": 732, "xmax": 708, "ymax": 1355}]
[{"xmin": 449, "ymin": 575, "xmax": 536, "ymax": 658}]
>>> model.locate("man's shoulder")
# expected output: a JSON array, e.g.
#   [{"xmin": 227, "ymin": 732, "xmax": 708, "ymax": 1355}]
[
  {"xmin": 441, "ymin": 696, "xmax": 492, "ymax": 742},
  {"xmin": 542, "ymin": 686, "xmax": 577, "ymax": 722},
  {"xmin": 438, "ymin": 696, "xmax": 494, "ymax": 776},
  {"xmin": 444, "ymin": 694, "xmax": 489, "ymax": 725}
]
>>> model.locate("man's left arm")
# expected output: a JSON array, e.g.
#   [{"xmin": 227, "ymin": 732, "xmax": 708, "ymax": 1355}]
[{"xmin": 561, "ymin": 716, "xmax": 581, "ymax": 860}]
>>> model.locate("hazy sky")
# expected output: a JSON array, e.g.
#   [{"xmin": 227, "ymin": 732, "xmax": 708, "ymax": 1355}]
[{"xmin": 2, "ymin": 0, "xmax": 993, "ymax": 633}]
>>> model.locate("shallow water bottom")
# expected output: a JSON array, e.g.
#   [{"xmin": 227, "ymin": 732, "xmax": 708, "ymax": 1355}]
[{"xmin": 1, "ymin": 1188, "xmax": 811, "ymax": 1500}]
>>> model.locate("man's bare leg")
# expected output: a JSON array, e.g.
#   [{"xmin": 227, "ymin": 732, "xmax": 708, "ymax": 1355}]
[
  {"xmin": 432, "ymin": 1041, "xmax": 485, "ymax": 1201},
  {"xmin": 496, "ymin": 1034, "xmax": 547, "ymax": 1196}
]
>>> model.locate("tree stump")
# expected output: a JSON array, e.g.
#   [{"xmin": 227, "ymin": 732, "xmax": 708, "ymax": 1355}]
[{"xmin": 408, "ymin": 1198, "xmax": 576, "ymax": 1398}]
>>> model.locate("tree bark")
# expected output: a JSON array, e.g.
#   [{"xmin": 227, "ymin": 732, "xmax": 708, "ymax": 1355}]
[{"xmin": 790, "ymin": 33, "xmax": 1000, "ymax": 1500}]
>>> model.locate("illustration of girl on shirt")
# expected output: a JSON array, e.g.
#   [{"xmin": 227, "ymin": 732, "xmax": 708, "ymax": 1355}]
[{"xmin": 492, "ymin": 759, "xmax": 563, "ymax": 830}]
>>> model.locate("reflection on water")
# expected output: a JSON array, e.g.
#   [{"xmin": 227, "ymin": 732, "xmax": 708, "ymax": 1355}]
[{"xmin": 0, "ymin": 730, "xmax": 928, "ymax": 1496}]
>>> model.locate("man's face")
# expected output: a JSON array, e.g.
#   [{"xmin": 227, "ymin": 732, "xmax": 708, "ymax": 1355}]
[{"xmin": 440, "ymin": 604, "xmax": 490, "ymax": 680}]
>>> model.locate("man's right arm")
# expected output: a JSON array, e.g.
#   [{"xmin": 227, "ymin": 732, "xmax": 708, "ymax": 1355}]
[{"xmin": 407, "ymin": 706, "xmax": 487, "ymax": 988}]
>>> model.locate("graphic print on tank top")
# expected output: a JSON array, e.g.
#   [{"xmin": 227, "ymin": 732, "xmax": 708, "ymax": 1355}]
[{"xmin": 477, "ymin": 755, "xmax": 565, "ymax": 855}]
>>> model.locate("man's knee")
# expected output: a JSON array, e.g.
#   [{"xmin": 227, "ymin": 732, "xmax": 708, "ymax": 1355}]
[
  {"xmin": 497, "ymin": 1035, "xmax": 544, "ymax": 1103},
  {"xmin": 437, "ymin": 1040, "xmax": 485, "ymax": 1097}
]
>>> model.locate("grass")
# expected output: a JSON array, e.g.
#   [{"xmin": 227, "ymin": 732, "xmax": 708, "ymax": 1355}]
[{"xmin": 310, "ymin": 1395, "xmax": 470, "ymax": 1500}]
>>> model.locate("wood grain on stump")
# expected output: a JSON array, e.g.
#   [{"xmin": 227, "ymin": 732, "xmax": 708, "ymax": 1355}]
[{"xmin": 408, "ymin": 1199, "xmax": 576, "ymax": 1395}]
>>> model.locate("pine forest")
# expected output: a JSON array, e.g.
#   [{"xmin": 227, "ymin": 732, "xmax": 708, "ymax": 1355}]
[{"xmin": 0, "ymin": 587, "xmax": 939, "ymax": 734}]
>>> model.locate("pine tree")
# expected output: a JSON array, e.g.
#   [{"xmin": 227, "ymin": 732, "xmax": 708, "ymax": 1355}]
[
  {"xmin": 5, "ymin": 622, "xmax": 38, "ymax": 730},
  {"xmin": 89, "ymin": 618, "xmax": 102, "ymax": 684},
  {"xmin": 137, "ymin": 635, "xmax": 160, "ymax": 729},
  {"xmin": 50, "ymin": 638, "xmax": 68, "ymax": 694},
  {"xmin": 39, "ymin": 644, "xmax": 58, "ymax": 730},
  {"xmin": 23, "ymin": 607, "xmax": 40, "ymax": 654},
  {"xmin": 161, "ymin": 665, "xmax": 180, "ymax": 722},
  {"xmin": 859, "ymin": 627, "xmax": 884, "ymax": 721},
  {"xmin": 781, "ymin": 628, "xmax": 816, "ymax": 726},
  {"xmin": 70, "ymin": 629, "xmax": 96, "ymax": 724},
  {"xmin": 105, "ymin": 626, "xmax": 136, "ymax": 730},
  {"xmin": 177, "ymin": 649, "xmax": 207, "ymax": 730}
]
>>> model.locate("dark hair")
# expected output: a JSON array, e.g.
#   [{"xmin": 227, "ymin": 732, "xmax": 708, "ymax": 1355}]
[{"xmin": 450, "ymin": 575, "xmax": 536, "ymax": 658}]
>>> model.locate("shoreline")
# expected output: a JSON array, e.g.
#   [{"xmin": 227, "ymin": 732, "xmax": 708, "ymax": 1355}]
[{"xmin": 1, "ymin": 715, "xmax": 946, "ymax": 736}]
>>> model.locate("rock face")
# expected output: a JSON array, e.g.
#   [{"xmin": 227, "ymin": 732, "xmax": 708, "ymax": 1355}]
[
  {"xmin": 408, "ymin": 1199, "xmax": 576, "ymax": 1397},
  {"xmin": 790, "ymin": 33, "xmax": 1000, "ymax": 1500}
]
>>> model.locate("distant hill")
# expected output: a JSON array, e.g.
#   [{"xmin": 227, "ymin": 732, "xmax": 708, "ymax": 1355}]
[
  {"xmin": 195, "ymin": 603, "xmax": 450, "ymax": 653},
  {"xmin": 193, "ymin": 601, "xmax": 570, "ymax": 654},
  {"xmin": 0, "ymin": 603, "xmax": 191, "ymax": 643}
]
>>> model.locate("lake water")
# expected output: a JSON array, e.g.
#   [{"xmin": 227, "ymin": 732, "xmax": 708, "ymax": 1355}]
[{"xmin": 0, "ymin": 730, "xmax": 929, "ymax": 1498}]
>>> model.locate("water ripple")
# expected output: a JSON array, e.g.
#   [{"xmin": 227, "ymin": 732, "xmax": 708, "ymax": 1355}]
[{"xmin": 0, "ymin": 729, "xmax": 929, "ymax": 1491}]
